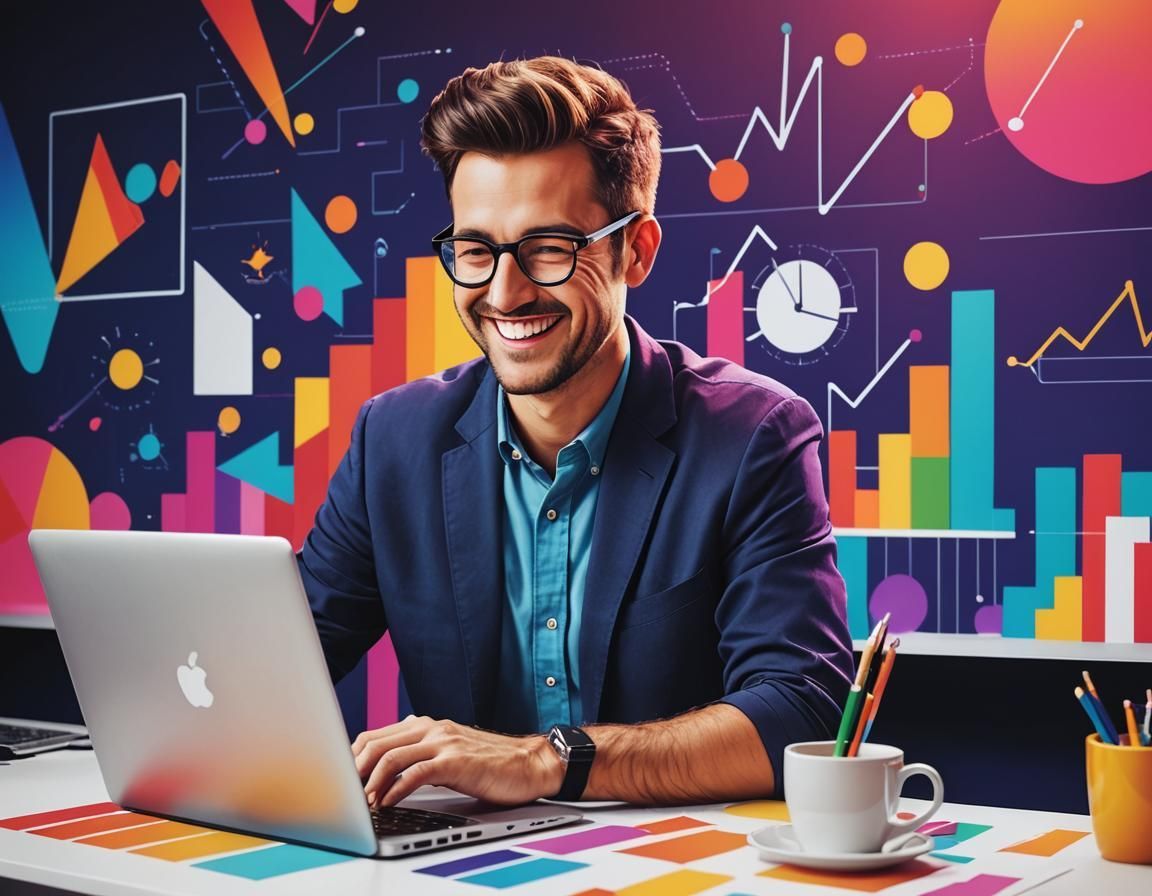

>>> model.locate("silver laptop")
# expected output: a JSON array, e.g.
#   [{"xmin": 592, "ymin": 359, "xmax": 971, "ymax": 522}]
[{"xmin": 28, "ymin": 529, "xmax": 581, "ymax": 858}]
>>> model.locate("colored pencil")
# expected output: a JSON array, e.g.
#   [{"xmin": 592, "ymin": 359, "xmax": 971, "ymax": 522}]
[
  {"xmin": 834, "ymin": 685, "xmax": 864, "ymax": 757},
  {"xmin": 862, "ymin": 638, "xmax": 899, "ymax": 743},
  {"xmin": 1124, "ymin": 699, "xmax": 1141, "ymax": 748},
  {"xmin": 1144, "ymin": 689, "xmax": 1151, "ymax": 742},
  {"xmin": 847, "ymin": 693, "xmax": 874, "ymax": 757},
  {"xmin": 1082, "ymin": 670, "xmax": 1120, "ymax": 744},
  {"xmin": 854, "ymin": 614, "xmax": 889, "ymax": 689},
  {"xmin": 1075, "ymin": 686, "xmax": 1115, "ymax": 745}
]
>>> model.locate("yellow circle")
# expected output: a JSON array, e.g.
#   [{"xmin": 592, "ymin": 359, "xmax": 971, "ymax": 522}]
[
  {"xmin": 908, "ymin": 90, "xmax": 954, "ymax": 139},
  {"xmin": 904, "ymin": 242, "xmax": 950, "ymax": 291},
  {"xmin": 262, "ymin": 347, "xmax": 282, "ymax": 369},
  {"xmin": 835, "ymin": 33, "xmax": 867, "ymax": 67},
  {"xmin": 108, "ymin": 349, "xmax": 144, "ymax": 390},
  {"xmin": 294, "ymin": 113, "xmax": 314, "ymax": 136},
  {"xmin": 217, "ymin": 406, "xmax": 241, "ymax": 435},
  {"xmin": 334, "ymin": 0, "xmax": 359, "ymax": 11}
]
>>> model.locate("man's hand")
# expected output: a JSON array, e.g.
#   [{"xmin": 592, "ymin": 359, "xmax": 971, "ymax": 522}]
[{"xmin": 352, "ymin": 716, "xmax": 565, "ymax": 807}]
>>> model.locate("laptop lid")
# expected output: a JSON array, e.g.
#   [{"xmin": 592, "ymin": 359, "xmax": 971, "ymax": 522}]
[{"xmin": 29, "ymin": 529, "xmax": 383, "ymax": 856}]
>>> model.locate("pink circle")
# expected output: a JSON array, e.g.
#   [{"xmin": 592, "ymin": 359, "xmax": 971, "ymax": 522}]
[
  {"xmin": 974, "ymin": 605, "xmax": 1003, "ymax": 635},
  {"xmin": 909, "ymin": 329, "xmax": 923, "ymax": 343},
  {"xmin": 244, "ymin": 119, "xmax": 267, "ymax": 145},
  {"xmin": 89, "ymin": 492, "xmax": 132, "ymax": 530},
  {"xmin": 293, "ymin": 285, "xmax": 324, "ymax": 321},
  {"xmin": 88, "ymin": 417, "xmax": 102, "ymax": 431},
  {"xmin": 869, "ymin": 574, "xmax": 928, "ymax": 633}
]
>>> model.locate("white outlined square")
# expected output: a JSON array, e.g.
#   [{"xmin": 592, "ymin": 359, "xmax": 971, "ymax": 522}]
[{"xmin": 48, "ymin": 93, "xmax": 186, "ymax": 301}]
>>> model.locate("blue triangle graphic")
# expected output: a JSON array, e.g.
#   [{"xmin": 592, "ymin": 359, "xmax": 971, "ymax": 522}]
[
  {"xmin": 0, "ymin": 101, "xmax": 59, "ymax": 373},
  {"xmin": 291, "ymin": 188, "xmax": 362, "ymax": 326},
  {"xmin": 217, "ymin": 432, "xmax": 294, "ymax": 504}
]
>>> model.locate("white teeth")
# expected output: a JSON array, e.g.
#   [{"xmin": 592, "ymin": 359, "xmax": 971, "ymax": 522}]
[{"xmin": 493, "ymin": 316, "xmax": 559, "ymax": 341}]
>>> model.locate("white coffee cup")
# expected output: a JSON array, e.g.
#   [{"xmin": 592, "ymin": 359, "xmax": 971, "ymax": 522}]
[{"xmin": 783, "ymin": 740, "xmax": 944, "ymax": 854}]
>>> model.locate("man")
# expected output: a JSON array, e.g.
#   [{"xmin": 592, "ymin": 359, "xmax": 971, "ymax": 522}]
[{"xmin": 301, "ymin": 57, "xmax": 852, "ymax": 810}]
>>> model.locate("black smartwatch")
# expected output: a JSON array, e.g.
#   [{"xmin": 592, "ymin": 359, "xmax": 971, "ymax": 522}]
[{"xmin": 546, "ymin": 725, "xmax": 595, "ymax": 801}]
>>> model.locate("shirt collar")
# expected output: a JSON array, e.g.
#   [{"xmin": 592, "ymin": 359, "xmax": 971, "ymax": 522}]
[{"xmin": 497, "ymin": 343, "xmax": 632, "ymax": 470}]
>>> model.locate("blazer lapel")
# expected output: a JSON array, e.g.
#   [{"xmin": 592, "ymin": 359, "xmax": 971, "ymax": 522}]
[
  {"xmin": 579, "ymin": 318, "xmax": 678, "ymax": 723},
  {"xmin": 443, "ymin": 367, "xmax": 503, "ymax": 725}
]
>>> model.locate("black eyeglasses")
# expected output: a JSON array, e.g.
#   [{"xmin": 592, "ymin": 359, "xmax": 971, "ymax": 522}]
[{"xmin": 431, "ymin": 211, "xmax": 641, "ymax": 288}]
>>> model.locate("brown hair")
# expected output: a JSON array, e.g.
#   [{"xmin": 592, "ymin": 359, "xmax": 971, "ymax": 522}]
[{"xmin": 420, "ymin": 56, "xmax": 661, "ymax": 230}]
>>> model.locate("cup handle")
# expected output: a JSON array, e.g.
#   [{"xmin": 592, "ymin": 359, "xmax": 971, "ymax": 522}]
[{"xmin": 884, "ymin": 763, "xmax": 944, "ymax": 844}]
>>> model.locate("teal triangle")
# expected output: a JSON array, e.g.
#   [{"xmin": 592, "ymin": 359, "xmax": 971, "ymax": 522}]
[
  {"xmin": 217, "ymin": 432, "xmax": 294, "ymax": 504},
  {"xmin": 290, "ymin": 188, "xmax": 362, "ymax": 327},
  {"xmin": 0, "ymin": 101, "xmax": 59, "ymax": 373}
]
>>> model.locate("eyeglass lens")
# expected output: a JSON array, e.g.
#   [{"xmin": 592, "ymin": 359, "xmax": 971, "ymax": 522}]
[{"xmin": 442, "ymin": 236, "xmax": 578, "ymax": 286}]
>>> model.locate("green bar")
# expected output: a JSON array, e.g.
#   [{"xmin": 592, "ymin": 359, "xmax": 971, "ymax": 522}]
[{"xmin": 911, "ymin": 457, "xmax": 950, "ymax": 528}]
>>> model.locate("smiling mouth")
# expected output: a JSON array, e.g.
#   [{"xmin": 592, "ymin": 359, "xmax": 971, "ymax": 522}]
[{"xmin": 486, "ymin": 314, "xmax": 564, "ymax": 342}]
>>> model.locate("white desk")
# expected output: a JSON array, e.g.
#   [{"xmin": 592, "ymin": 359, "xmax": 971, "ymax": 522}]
[{"xmin": 1, "ymin": 751, "xmax": 1147, "ymax": 895}]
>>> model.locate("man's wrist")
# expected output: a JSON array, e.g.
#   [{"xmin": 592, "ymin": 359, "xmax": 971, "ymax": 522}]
[{"xmin": 532, "ymin": 733, "xmax": 566, "ymax": 799}]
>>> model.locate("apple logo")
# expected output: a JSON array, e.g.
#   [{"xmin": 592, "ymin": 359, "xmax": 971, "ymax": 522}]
[{"xmin": 176, "ymin": 651, "xmax": 214, "ymax": 708}]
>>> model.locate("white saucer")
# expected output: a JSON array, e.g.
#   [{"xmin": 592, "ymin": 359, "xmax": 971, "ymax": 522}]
[{"xmin": 748, "ymin": 824, "xmax": 935, "ymax": 871}]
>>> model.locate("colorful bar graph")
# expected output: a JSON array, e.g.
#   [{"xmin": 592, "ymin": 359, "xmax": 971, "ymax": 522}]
[
  {"xmin": 1083, "ymin": 455, "xmax": 1121, "ymax": 642},
  {"xmin": 1104, "ymin": 516, "xmax": 1150, "ymax": 644},
  {"xmin": 1135, "ymin": 543, "xmax": 1152, "ymax": 643},
  {"xmin": 1035, "ymin": 576, "xmax": 1083, "ymax": 641},
  {"xmin": 950, "ymin": 289, "xmax": 1014, "ymax": 532},
  {"xmin": 1003, "ymin": 467, "xmax": 1076, "ymax": 638},
  {"xmin": 854, "ymin": 489, "xmax": 879, "ymax": 529},
  {"xmin": 705, "ymin": 271, "xmax": 744, "ymax": 367},
  {"xmin": 911, "ymin": 457, "xmax": 949, "ymax": 529},
  {"xmin": 828, "ymin": 430, "xmax": 856, "ymax": 527},
  {"xmin": 909, "ymin": 365, "xmax": 949, "ymax": 457},
  {"xmin": 878, "ymin": 434, "xmax": 911, "ymax": 529}
]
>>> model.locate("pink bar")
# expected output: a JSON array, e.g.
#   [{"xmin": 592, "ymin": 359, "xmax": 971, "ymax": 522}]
[
  {"xmin": 920, "ymin": 820, "xmax": 959, "ymax": 836},
  {"xmin": 366, "ymin": 633, "xmax": 399, "ymax": 730},
  {"xmin": 160, "ymin": 494, "xmax": 186, "ymax": 532},
  {"xmin": 239, "ymin": 481, "xmax": 265, "ymax": 535},
  {"xmin": 705, "ymin": 271, "xmax": 745, "ymax": 367},
  {"xmin": 921, "ymin": 874, "xmax": 1020, "ymax": 896},
  {"xmin": 519, "ymin": 824, "xmax": 647, "ymax": 855},
  {"xmin": 184, "ymin": 432, "xmax": 216, "ymax": 533}
]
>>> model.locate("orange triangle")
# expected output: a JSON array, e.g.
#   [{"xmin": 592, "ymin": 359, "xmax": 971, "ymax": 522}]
[{"xmin": 56, "ymin": 133, "xmax": 144, "ymax": 295}]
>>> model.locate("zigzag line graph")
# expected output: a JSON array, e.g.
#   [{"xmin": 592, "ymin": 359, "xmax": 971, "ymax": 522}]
[
  {"xmin": 653, "ymin": 24, "xmax": 925, "ymax": 216},
  {"xmin": 826, "ymin": 330, "xmax": 920, "ymax": 433}
]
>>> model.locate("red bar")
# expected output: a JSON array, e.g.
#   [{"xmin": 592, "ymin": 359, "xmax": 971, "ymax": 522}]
[
  {"xmin": 1083, "ymin": 454, "xmax": 1121, "ymax": 642},
  {"xmin": 328, "ymin": 345, "xmax": 374, "ymax": 477},
  {"xmin": 706, "ymin": 271, "xmax": 745, "ymax": 367},
  {"xmin": 372, "ymin": 298, "xmax": 407, "ymax": 395},
  {"xmin": 293, "ymin": 430, "xmax": 329, "ymax": 550},
  {"xmin": 0, "ymin": 802, "xmax": 121, "ymax": 831},
  {"xmin": 828, "ymin": 431, "xmax": 857, "ymax": 528},
  {"xmin": 33, "ymin": 812, "xmax": 159, "ymax": 840},
  {"xmin": 263, "ymin": 493, "xmax": 295, "ymax": 546},
  {"xmin": 1136, "ymin": 543, "xmax": 1152, "ymax": 643}
]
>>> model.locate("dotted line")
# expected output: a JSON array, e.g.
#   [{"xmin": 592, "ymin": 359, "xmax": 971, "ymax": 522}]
[
  {"xmin": 877, "ymin": 40, "xmax": 985, "ymax": 60},
  {"xmin": 965, "ymin": 126, "xmax": 1002, "ymax": 145},
  {"xmin": 616, "ymin": 53, "xmax": 745, "ymax": 122},
  {"xmin": 198, "ymin": 19, "xmax": 251, "ymax": 120},
  {"xmin": 206, "ymin": 170, "xmax": 280, "ymax": 182},
  {"xmin": 943, "ymin": 39, "xmax": 976, "ymax": 92},
  {"xmin": 377, "ymin": 48, "xmax": 453, "ymax": 60}
]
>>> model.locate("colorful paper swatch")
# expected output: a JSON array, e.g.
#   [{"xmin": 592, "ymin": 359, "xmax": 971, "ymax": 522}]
[
  {"xmin": 759, "ymin": 859, "xmax": 941, "ymax": 892},
  {"xmin": 76, "ymin": 820, "xmax": 210, "ymax": 849},
  {"xmin": 521, "ymin": 825, "xmax": 647, "ymax": 855},
  {"xmin": 459, "ymin": 857, "xmax": 588, "ymax": 888},
  {"xmin": 416, "ymin": 849, "xmax": 528, "ymax": 877},
  {"xmin": 722, "ymin": 800, "xmax": 790, "ymax": 821},
  {"xmin": 999, "ymin": 829, "xmax": 1090, "ymax": 856},
  {"xmin": 32, "ymin": 812, "xmax": 160, "ymax": 840},
  {"xmin": 193, "ymin": 843, "xmax": 355, "ymax": 879},
  {"xmin": 637, "ymin": 817, "xmax": 710, "ymax": 835},
  {"xmin": 130, "ymin": 831, "xmax": 271, "ymax": 861},
  {"xmin": 0, "ymin": 802, "xmax": 120, "ymax": 831},
  {"xmin": 618, "ymin": 830, "xmax": 747, "ymax": 863},
  {"xmin": 920, "ymin": 874, "xmax": 1020, "ymax": 896}
]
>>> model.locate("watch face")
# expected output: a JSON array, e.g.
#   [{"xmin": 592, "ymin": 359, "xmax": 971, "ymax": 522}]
[{"xmin": 548, "ymin": 728, "xmax": 572, "ymax": 762}]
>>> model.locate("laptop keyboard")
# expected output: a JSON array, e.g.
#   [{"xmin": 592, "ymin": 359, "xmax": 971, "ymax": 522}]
[
  {"xmin": 370, "ymin": 806, "xmax": 479, "ymax": 836},
  {"xmin": 0, "ymin": 722, "xmax": 80, "ymax": 748}
]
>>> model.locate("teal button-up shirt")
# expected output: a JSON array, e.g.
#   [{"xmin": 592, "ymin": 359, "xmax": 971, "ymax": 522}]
[{"xmin": 493, "ymin": 349, "xmax": 631, "ymax": 733}]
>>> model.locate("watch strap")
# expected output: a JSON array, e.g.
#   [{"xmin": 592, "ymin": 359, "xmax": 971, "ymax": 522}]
[{"xmin": 550, "ymin": 725, "xmax": 595, "ymax": 801}]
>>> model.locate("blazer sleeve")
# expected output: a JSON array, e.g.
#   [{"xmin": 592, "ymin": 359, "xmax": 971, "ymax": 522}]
[
  {"xmin": 298, "ymin": 397, "xmax": 387, "ymax": 683},
  {"xmin": 715, "ymin": 396, "xmax": 854, "ymax": 794}
]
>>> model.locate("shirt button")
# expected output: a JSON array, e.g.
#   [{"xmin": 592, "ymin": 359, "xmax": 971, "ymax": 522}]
[
  {"xmin": 546, "ymin": 509, "xmax": 558, "ymax": 521},
  {"xmin": 511, "ymin": 449, "xmax": 522, "ymax": 461},
  {"xmin": 546, "ymin": 617, "xmax": 558, "ymax": 630},
  {"xmin": 545, "ymin": 676, "xmax": 557, "ymax": 687},
  {"xmin": 590, "ymin": 465, "xmax": 600, "ymax": 476}
]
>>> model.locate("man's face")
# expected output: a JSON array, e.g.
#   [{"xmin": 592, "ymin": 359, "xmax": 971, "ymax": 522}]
[{"xmin": 448, "ymin": 143, "xmax": 627, "ymax": 396}]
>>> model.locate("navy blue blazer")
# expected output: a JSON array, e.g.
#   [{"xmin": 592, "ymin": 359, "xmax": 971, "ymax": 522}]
[{"xmin": 300, "ymin": 316, "xmax": 853, "ymax": 786}]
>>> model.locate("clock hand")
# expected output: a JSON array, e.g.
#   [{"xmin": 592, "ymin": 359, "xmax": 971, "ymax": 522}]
[
  {"xmin": 796, "ymin": 307, "xmax": 841, "ymax": 323},
  {"xmin": 797, "ymin": 261, "xmax": 804, "ymax": 311},
  {"xmin": 772, "ymin": 259, "xmax": 801, "ymax": 309}
]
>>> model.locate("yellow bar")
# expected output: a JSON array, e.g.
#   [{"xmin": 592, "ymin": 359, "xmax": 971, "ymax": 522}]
[
  {"xmin": 618, "ymin": 870, "xmax": 734, "ymax": 896},
  {"xmin": 878, "ymin": 434, "xmax": 912, "ymax": 529},
  {"xmin": 431, "ymin": 260, "xmax": 481, "ymax": 373},
  {"xmin": 405, "ymin": 257, "xmax": 438, "ymax": 380},
  {"xmin": 909, "ymin": 366, "xmax": 949, "ymax": 457},
  {"xmin": 76, "ymin": 820, "xmax": 211, "ymax": 849},
  {"xmin": 1036, "ymin": 575, "xmax": 1083, "ymax": 641},
  {"xmin": 130, "ymin": 830, "xmax": 271, "ymax": 861},
  {"xmin": 294, "ymin": 377, "xmax": 329, "ymax": 449}
]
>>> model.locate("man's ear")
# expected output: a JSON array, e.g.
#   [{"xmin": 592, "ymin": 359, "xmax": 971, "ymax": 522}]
[{"xmin": 624, "ymin": 216, "xmax": 662, "ymax": 289}]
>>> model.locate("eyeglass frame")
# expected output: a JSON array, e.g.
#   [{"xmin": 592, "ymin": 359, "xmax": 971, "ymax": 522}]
[{"xmin": 431, "ymin": 210, "xmax": 642, "ymax": 288}]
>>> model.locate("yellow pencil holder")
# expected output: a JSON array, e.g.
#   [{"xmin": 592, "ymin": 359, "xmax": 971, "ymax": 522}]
[{"xmin": 1085, "ymin": 734, "xmax": 1152, "ymax": 863}]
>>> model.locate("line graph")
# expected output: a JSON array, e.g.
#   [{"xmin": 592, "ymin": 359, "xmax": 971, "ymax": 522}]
[
  {"xmin": 649, "ymin": 23, "xmax": 926, "ymax": 215},
  {"xmin": 1007, "ymin": 280, "xmax": 1151, "ymax": 382},
  {"xmin": 826, "ymin": 330, "xmax": 920, "ymax": 433},
  {"xmin": 1007, "ymin": 18, "xmax": 1083, "ymax": 132}
]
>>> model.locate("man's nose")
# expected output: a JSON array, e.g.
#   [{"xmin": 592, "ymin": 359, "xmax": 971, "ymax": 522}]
[{"xmin": 485, "ymin": 251, "xmax": 537, "ymax": 314}]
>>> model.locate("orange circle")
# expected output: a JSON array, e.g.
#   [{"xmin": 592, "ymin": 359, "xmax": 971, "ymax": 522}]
[
  {"xmin": 835, "ymin": 33, "xmax": 867, "ymax": 66},
  {"xmin": 324, "ymin": 195, "xmax": 358, "ymax": 234},
  {"xmin": 708, "ymin": 159, "xmax": 750, "ymax": 203}
]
